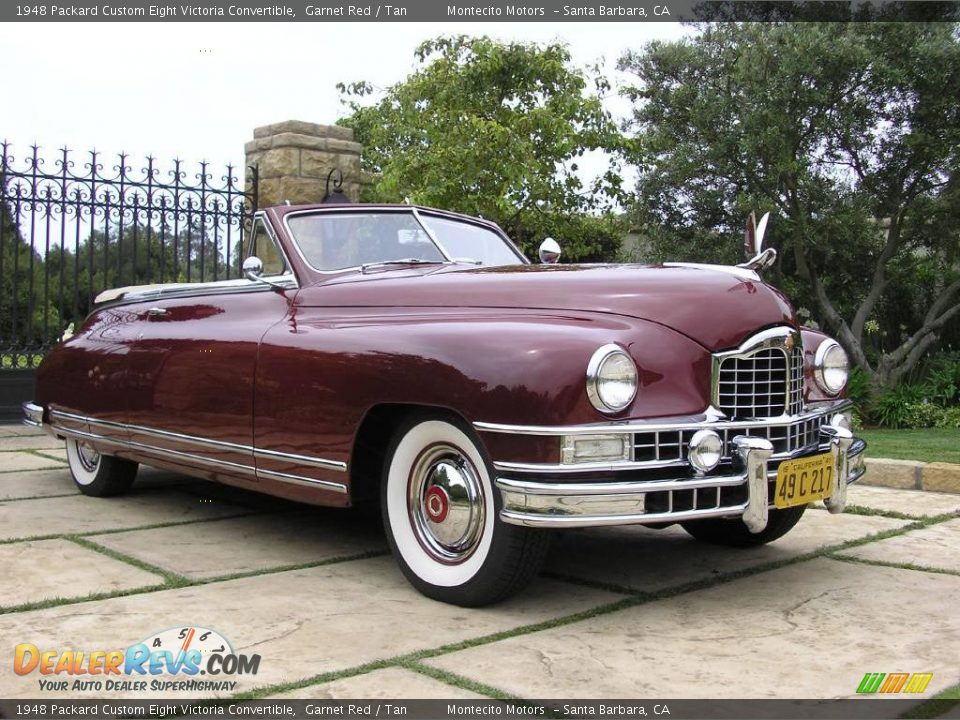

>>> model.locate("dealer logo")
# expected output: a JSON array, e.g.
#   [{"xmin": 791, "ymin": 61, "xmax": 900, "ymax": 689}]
[{"xmin": 14, "ymin": 625, "xmax": 261, "ymax": 693}]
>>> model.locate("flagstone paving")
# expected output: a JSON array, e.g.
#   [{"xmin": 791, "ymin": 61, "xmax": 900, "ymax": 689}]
[
  {"xmin": 89, "ymin": 510, "xmax": 388, "ymax": 580},
  {"xmin": 0, "ymin": 424, "xmax": 49, "ymax": 437},
  {"xmin": 426, "ymin": 558, "xmax": 960, "ymax": 699},
  {"xmin": 2, "ymin": 425, "xmax": 958, "ymax": 705},
  {"xmin": 0, "ymin": 468, "xmax": 80, "ymax": 500},
  {"xmin": 0, "ymin": 539, "xmax": 164, "ymax": 609},
  {"xmin": 0, "ymin": 450, "xmax": 67, "ymax": 473},
  {"xmin": 0, "ymin": 490, "xmax": 254, "ymax": 541},
  {"xmin": 545, "ymin": 509, "xmax": 908, "ymax": 592},
  {"xmin": 836, "ymin": 518, "xmax": 960, "ymax": 574},
  {"xmin": 0, "ymin": 557, "xmax": 618, "ymax": 699},
  {"xmin": 0, "ymin": 434, "xmax": 67, "ymax": 451},
  {"xmin": 272, "ymin": 668, "xmax": 484, "ymax": 700},
  {"xmin": 31, "ymin": 446, "xmax": 68, "ymax": 463},
  {"xmin": 832, "ymin": 484, "xmax": 960, "ymax": 517},
  {"xmin": 0, "ymin": 461, "xmax": 189, "ymax": 500}
]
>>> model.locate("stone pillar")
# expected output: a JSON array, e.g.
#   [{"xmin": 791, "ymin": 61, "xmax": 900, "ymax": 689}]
[{"xmin": 244, "ymin": 120, "xmax": 363, "ymax": 208}]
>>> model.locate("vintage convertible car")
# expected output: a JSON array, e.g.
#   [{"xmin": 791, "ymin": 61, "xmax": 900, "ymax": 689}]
[{"xmin": 23, "ymin": 203, "xmax": 866, "ymax": 606}]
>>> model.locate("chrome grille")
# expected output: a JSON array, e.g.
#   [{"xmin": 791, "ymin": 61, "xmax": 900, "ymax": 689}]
[
  {"xmin": 717, "ymin": 348, "xmax": 787, "ymax": 418},
  {"xmin": 643, "ymin": 484, "xmax": 742, "ymax": 515},
  {"xmin": 633, "ymin": 412, "xmax": 826, "ymax": 463},
  {"xmin": 714, "ymin": 330, "xmax": 804, "ymax": 420}
]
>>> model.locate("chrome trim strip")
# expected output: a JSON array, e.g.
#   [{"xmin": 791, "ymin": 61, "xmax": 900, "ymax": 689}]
[
  {"xmin": 54, "ymin": 424, "xmax": 349, "ymax": 495},
  {"xmin": 497, "ymin": 473, "xmax": 747, "ymax": 497},
  {"xmin": 475, "ymin": 400, "xmax": 852, "ymax": 437},
  {"xmin": 495, "ymin": 457, "xmax": 690, "ymax": 473},
  {"xmin": 47, "ymin": 410, "xmax": 349, "ymax": 479},
  {"xmin": 51, "ymin": 410, "xmax": 346, "ymax": 472},
  {"xmin": 94, "ymin": 278, "xmax": 294, "ymax": 311},
  {"xmin": 54, "ymin": 424, "xmax": 259, "ymax": 477},
  {"xmin": 256, "ymin": 467, "xmax": 349, "ymax": 493},
  {"xmin": 253, "ymin": 447, "xmax": 348, "ymax": 473},
  {"xmin": 500, "ymin": 503, "xmax": 750, "ymax": 529}
]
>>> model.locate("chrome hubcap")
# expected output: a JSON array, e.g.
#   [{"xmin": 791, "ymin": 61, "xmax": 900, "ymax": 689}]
[
  {"xmin": 408, "ymin": 444, "xmax": 485, "ymax": 563},
  {"xmin": 76, "ymin": 441, "xmax": 100, "ymax": 472}
]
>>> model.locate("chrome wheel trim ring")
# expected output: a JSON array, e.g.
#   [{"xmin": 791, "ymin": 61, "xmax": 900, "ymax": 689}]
[
  {"xmin": 76, "ymin": 441, "xmax": 101, "ymax": 473},
  {"xmin": 407, "ymin": 443, "xmax": 485, "ymax": 564}
]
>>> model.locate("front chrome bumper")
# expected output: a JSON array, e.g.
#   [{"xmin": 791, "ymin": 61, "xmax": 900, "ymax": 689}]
[
  {"xmin": 492, "ymin": 416, "xmax": 866, "ymax": 531},
  {"xmin": 22, "ymin": 401, "xmax": 44, "ymax": 428}
]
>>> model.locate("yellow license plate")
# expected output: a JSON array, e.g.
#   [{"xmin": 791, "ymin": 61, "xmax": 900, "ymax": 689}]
[{"xmin": 775, "ymin": 453, "xmax": 834, "ymax": 509}]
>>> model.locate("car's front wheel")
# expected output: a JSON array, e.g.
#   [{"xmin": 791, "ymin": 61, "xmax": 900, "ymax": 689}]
[
  {"xmin": 680, "ymin": 504, "xmax": 807, "ymax": 547},
  {"xmin": 65, "ymin": 438, "xmax": 138, "ymax": 497},
  {"xmin": 381, "ymin": 414, "xmax": 550, "ymax": 606}
]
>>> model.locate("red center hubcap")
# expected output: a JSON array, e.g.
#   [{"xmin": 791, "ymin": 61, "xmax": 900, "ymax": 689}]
[{"xmin": 425, "ymin": 486, "xmax": 449, "ymax": 523}]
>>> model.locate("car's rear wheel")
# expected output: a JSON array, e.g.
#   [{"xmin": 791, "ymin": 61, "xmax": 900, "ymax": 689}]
[
  {"xmin": 680, "ymin": 504, "xmax": 807, "ymax": 547},
  {"xmin": 65, "ymin": 438, "xmax": 138, "ymax": 497},
  {"xmin": 381, "ymin": 414, "xmax": 550, "ymax": 606}
]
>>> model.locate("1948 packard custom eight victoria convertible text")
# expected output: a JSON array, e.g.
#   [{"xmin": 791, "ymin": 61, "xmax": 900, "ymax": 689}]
[{"xmin": 24, "ymin": 203, "xmax": 866, "ymax": 606}]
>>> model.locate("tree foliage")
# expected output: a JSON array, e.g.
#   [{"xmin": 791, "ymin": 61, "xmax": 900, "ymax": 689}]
[
  {"xmin": 0, "ymin": 202, "xmax": 59, "ymax": 353},
  {"xmin": 619, "ymin": 22, "xmax": 960, "ymax": 391},
  {"xmin": 338, "ymin": 35, "xmax": 627, "ymax": 261}
]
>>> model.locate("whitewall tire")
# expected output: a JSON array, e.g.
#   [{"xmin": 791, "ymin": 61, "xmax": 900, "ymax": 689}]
[
  {"xmin": 381, "ymin": 414, "xmax": 550, "ymax": 606},
  {"xmin": 65, "ymin": 438, "xmax": 138, "ymax": 497}
]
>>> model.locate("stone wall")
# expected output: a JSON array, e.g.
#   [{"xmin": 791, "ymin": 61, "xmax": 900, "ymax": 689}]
[{"xmin": 245, "ymin": 120, "xmax": 363, "ymax": 208}]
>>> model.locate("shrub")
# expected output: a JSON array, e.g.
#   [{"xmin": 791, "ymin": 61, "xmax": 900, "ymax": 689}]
[
  {"xmin": 868, "ymin": 383, "xmax": 928, "ymax": 429},
  {"xmin": 936, "ymin": 406, "xmax": 960, "ymax": 429},
  {"xmin": 903, "ymin": 402, "xmax": 946, "ymax": 429},
  {"xmin": 923, "ymin": 352, "xmax": 960, "ymax": 406}
]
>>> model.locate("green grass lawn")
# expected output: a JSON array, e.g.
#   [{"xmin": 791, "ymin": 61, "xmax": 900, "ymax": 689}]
[{"xmin": 859, "ymin": 428, "xmax": 960, "ymax": 464}]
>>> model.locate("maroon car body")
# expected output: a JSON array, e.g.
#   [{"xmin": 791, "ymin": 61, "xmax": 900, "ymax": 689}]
[{"xmin": 24, "ymin": 204, "xmax": 866, "ymax": 606}]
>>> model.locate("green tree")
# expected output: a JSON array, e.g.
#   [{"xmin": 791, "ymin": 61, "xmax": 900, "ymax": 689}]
[
  {"xmin": 338, "ymin": 35, "xmax": 627, "ymax": 261},
  {"xmin": 0, "ymin": 201, "xmax": 58, "ymax": 360},
  {"xmin": 619, "ymin": 22, "xmax": 960, "ymax": 392}
]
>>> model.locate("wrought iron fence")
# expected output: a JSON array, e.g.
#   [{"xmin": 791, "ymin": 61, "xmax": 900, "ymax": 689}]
[{"xmin": 0, "ymin": 142, "xmax": 258, "ymax": 367}]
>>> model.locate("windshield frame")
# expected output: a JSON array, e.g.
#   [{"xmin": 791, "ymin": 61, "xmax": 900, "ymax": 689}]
[{"xmin": 280, "ymin": 206, "xmax": 529, "ymax": 275}]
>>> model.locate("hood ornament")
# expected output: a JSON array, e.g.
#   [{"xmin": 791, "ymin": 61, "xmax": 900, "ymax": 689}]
[{"xmin": 738, "ymin": 211, "xmax": 776, "ymax": 273}]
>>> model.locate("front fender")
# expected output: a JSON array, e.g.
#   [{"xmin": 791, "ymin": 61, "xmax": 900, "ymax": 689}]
[{"xmin": 253, "ymin": 306, "xmax": 712, "ymax": 467}]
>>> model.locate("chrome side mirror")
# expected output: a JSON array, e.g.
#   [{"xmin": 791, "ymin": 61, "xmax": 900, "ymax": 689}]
[
  {"xmin": 243, "ymin": 256, "xmax": 289, "ymax": 290},
  {"xmin": 539, "ymin": 237, "xmax": 561, "ymax": 264},
  {"xmin": 242, "ymin": 256, "xmax": 264, "ymax": 281}
]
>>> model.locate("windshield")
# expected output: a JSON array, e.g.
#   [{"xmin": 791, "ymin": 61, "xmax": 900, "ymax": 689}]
[
  {"xmin": 285, "ymin": 210, "xmax": 525, "ymax": 271},
  {"xmin": 419, "ymin": 215, "xmax": 526, "ymax": 267}
]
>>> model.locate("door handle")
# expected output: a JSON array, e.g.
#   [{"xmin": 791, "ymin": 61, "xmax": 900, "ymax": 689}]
[{"xmin": 146, "ymin": 307, "xmax": 169, "ymax": 318}]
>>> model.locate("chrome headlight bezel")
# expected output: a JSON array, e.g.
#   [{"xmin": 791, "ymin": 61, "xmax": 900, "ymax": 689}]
[
  {"xmin": 586, "ymin": 344, "xmax": 638, "ymax": 414},
  {"xmin": 814, "ymin": 340, "xmax": 849, "ymax": 396}
]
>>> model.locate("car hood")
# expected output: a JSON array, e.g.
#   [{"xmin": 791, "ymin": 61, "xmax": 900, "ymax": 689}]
[{"xmin": 296, "ymin": 263, "xmax": 797, "ymax": 351}]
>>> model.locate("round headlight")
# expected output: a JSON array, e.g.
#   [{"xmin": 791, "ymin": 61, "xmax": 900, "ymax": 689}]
[
  {"xmin": 586, "ymin": 344, "xmax": 638, "ymax": 413},
  {"xmin": 814, "ymin": 340, "xmax": 848, "ymax": 395}
]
